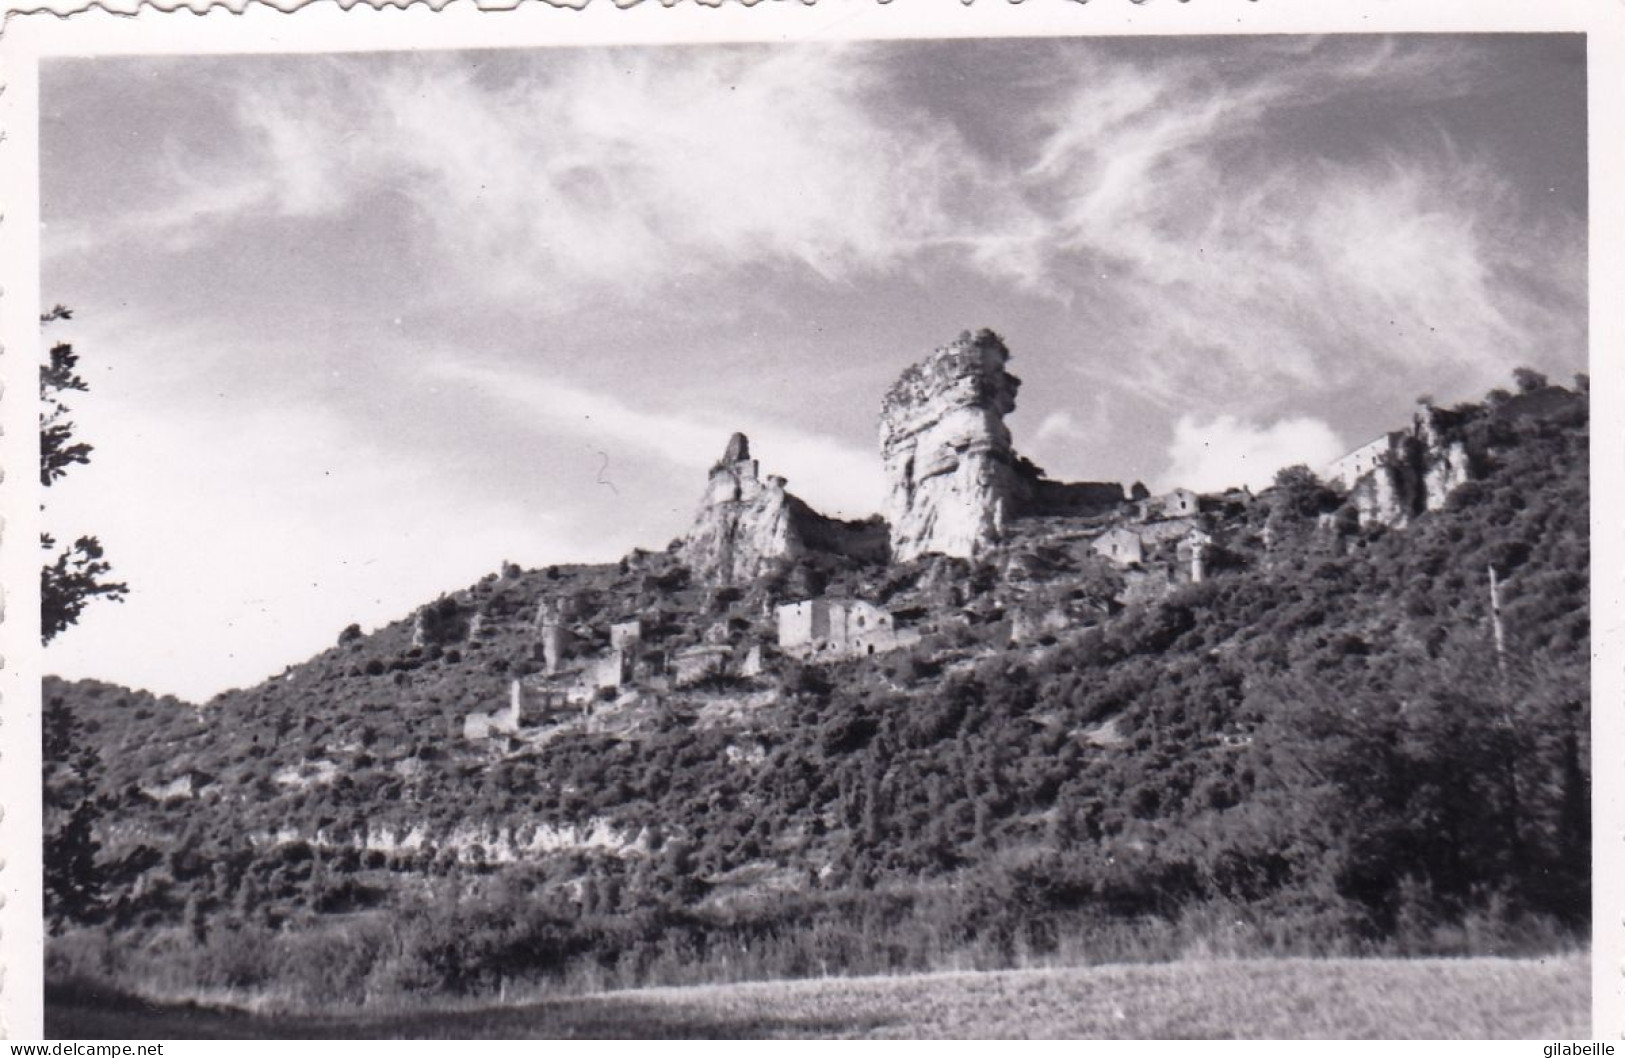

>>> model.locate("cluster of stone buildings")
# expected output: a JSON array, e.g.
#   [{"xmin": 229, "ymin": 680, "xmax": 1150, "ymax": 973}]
[
  {"xmin": 776, "ymin": 598, "xmax": 923, "ymax": 661},
  {"xmin": 464, "ymin": 590, "xmax": 935, "ymax": 741},
  {"xmin": 1087, "ymin": 487, "xmax": 1216, "ymax": 584},
  {"xmin": 463, "ymin": 574, "xmax": 785, "ymax": 740}
]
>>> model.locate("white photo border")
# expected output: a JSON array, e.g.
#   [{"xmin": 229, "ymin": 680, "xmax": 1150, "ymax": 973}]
[{"xmin": 1, "ymin": 0, "xmax": 1619, "ymax": 1041}]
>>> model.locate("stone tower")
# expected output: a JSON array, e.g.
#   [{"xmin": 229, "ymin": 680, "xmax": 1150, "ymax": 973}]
[{"xmin": 533, "ymin": 598, "xmax": 572, "ymax": 675}]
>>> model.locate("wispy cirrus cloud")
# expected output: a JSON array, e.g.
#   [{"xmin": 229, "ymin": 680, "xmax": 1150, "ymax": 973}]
[
  {"xmin": 65, "ymin": 46, "xmax": 1010, "ymax": 312},
  {"xmin": 426, "ymin": 358, "xmax": 885, "ymax": 520},
  {"xmin": 51, "ymin": 38, "xmax": 1583, "ymax": 424},
  {"xmin": 993, "ymin": 37, "xmax": 1585, "ymax": 414}
]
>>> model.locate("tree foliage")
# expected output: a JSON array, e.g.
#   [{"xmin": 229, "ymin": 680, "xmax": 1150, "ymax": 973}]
[
  {"xmin": 40, "ymin": 306, "xmax": 126, "ymax": 644},
  {"xmin": 1512, "ymin": 366, "xmax": 1549, "ymax": 394},
  {"xmin": 43, "ymin": 693, "xmax": 107, "ymax": 933}
]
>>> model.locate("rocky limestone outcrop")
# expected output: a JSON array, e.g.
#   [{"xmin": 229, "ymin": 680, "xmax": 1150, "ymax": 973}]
[
  {"xmin": 681, "ymin": 433, "xmax": 800, "ymax": 584},
  {"xmin": 1349, "ymin": 406, "xmax": 1473, "ymax": 528},
  {"xmin": 681, "ymin": 433, "xmax": 886, "ymax": 585},
  {"xmin": 1418, "ymin": 409, "xmax": 1471, "ymax": 511},
  {"xmin": 880, "ymin": 330, "xmax": 1030, "ymax": 562},
  {"xmin": 879, "ymin": 329, "xmax": 1127, "ymax": 562},
  {"xmin": 692, "ymin": 330, "xmax": 1131, "ymax": 575}
]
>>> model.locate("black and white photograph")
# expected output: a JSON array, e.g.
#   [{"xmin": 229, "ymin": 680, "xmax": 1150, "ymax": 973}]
[{"xmin": 3, "ymin": 2, "xmax": 1617, "ymax": 1041}]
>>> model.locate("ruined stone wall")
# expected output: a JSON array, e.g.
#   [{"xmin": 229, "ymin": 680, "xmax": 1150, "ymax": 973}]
[
  {"xmin": 591, "ymin": 649, "xmax": 632, "ymax": 691},
  {"xmin": 672, "ymin": 645, "xmax": 731, "ymax": 686},
  {"xmin": 1030, "ymin": 480, "xmax": 1127, "ymax": 517},
  {"xmin": 1161, "ymin": 489, "xmax": 1199, "ymax": 518},
  {"xmin": 1093, "ymin": 528, "xmax": 1144, "ymax": 567},
  {"xmin": 610, "ymin": 619, "xmax": 644, "ymax": 653},
  {"xmin": 777, "ymin": 600, "xmax": 829, "ymax": 652},
  {"xmin": 790, "ymin": 500, "xmax": 890, "ymax": 564}
]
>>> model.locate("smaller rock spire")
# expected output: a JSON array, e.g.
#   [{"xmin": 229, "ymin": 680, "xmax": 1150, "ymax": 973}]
[{"xmin": 722, "ymin": 432, "xmax": 751, "ymax": 465}]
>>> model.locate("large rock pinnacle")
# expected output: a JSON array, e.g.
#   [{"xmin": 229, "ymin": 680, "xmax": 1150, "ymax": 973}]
[{"xmin": 879, "ymin": 329, "xmax": 1031, "ymax": 562}]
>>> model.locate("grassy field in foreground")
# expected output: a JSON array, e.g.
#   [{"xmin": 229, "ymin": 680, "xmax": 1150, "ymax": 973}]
[{"xmin": 48, "ymin": 954, "xmax": 1589, "ymax": 1040}]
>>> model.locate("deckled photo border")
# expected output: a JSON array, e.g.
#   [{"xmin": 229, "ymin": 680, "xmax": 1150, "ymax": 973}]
[{"xmin": 1, "ymin": 0, "xmax": 1620, "ymax": 1041}]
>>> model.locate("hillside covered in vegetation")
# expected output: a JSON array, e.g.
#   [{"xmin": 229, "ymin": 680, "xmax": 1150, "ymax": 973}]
[{"xmin": 44, "ymin": 374, "xmax": 1590, "ymax": 1010}]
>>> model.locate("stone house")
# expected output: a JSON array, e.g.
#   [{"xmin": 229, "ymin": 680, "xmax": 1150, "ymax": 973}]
[
  {"xmin": 1324, "ymin": 434, "xmax": 1398, "ymax": 488},
  {"xmin": 1093, "ymin": 527, "xmax": 1144, "ymax": 567},
  {"xmin": 1334, "ymin": 407, "xmax": 1472, "ymax": 527},
  {"xmin": 1161, "ymin": 488, "xmax": 1199, "ymax": 518},
  {"xmin": 777, "ymin": 598, "xmax": 910, "ymax": 659}
]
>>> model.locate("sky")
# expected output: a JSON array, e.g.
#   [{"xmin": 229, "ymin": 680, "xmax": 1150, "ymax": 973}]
[{"xmin": 38, "ymin": 34, "xmax": 1588, "ymax": 702}]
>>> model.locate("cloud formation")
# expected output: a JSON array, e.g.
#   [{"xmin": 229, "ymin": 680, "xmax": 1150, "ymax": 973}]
[
  {"xmin": 1033, "ymin": 410, "xmax": 1091, "ymax": 448},
  {"xmin": 997, "ymin": 40, "xmax": 1584, "ymax": 417},
  {"xmin": 54, "ymin": 38, "xmax": 1584, "ymax": 421},
  {"xmin": 96, "ymin": 47, "xmax": 1002, "ymax": 314},
  {"xmin": 1162, "ymin": 413, "xmax": 1347, "ymax": 494}
]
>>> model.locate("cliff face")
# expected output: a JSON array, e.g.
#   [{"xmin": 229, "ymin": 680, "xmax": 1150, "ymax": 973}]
[
  {"xmin": 880, "ymin": 330, "xmax": 1031, "ymax": 562},
  {"xmin": 681, "ymin": 433, "xmax": 887, "ymax": 585},
  {"xmin": 1418, "ymin": 411, "xmax": 1471, "ymax": 512},
  {"xmin": 1349, "ymin": 407, "xmax": 1472, "ymax": 528}
]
